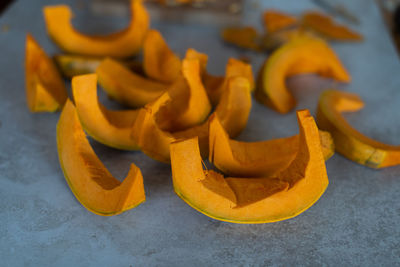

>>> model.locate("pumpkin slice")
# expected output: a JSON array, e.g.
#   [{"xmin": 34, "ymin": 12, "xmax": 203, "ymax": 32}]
[
  {"xmin": 96, "ymin": 58, "xmax": 168, "ymax": 108},
  {"xmin": 255, "ymin": 36, "xmax": 350, "ymax": 114},
  {"xmin": 57, "ymin": 100, "xmax": 145, "ymax": 216},
  {"xmin": 263, "ymin": 10, "xmax": 297, "ymax": 33},
  {"xmin": 170, "ymin": 110, "xmax": 328, "ymax": 223},
  {"xmin": 209, "ymin": 115, "xmax": 334, "ymax": 177},
  {"xmin": 25, "ymin": 34, "xmax": 67, "ymax": 112},
  {"xmin": 143, "ymin": 29, "xmax": 181, "ymax": 83},
  {"xmin": 155, "ymin": 59, "xmax": 212, "ymax": 132},
  {"xmin": 132, "ymin": 76, "xmax": 251, "ymax": 163},
  {"xmin": 317, "ymin": 90, "xmax": 400, "ymax": 168},
  {"xmin": 302, "ymin": 11, "xmax": 363, "ymax": 41},
  {"xmin": 43, "ymin": 0, "xmax": 149, "ymax": 57},
  {"xmin": 221, "ymin": 26, "xmax": 262, "ymax": 51},
  {"xmin": 72, "ymin": 74, "xmax": 139, "ymax": 150}
]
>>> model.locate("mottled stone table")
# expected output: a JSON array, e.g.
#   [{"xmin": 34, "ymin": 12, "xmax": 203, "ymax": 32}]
[{"xmin": 0, "ymin": 0, "xmax": 399, "ymax": 265}]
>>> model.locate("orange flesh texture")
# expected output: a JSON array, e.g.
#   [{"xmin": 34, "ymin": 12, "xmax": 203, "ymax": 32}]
[
  {"xmin": 170, "ymin": 110, "xmax": 328, "ymax": 223},
  {"xmin": 255, "ymin": 36, "xmax": 350, "ymax": 114},
  {"xmin": 302, "ymin": 11, "xmax": 363, "ymax": 41},
  {"xmin": 156, "ymin": 59, "xmax": 212, "ymax": 132},
  {"xmin": 131, "ymin": 76, "xmax": 251, "ymax": 162},
  {"xmin": 209, "ymin": 115, "xmax": 334, "ymax": 177},
  {"xmin": 72, "ymin": 74, "xmax": 139, "ymax": 150},
  {"xmin": 263, "ymin": 10, "xmax": 298, "ymax": 33},
  {"xmin": 43, "ymin": 0, "xmax": 149, "ymax": 57},
  {"xmin": 25, "ymin": 34, "xmax": 67, "ymax": 112},
  {"xmin": 317, "ymin": 90, "xmax": 400, "ymax": 168},
  {"xmin": 221, "ymin": 26, "xmax": 261, "ymax": 51},
  {"xmin": 143, "ymin": 29, "xmax": 182, "ymax": 83},
  {"xmin": 57, "ymin": 100, "xmax": 145, "ymax": 216},
  {"xmin": 96, "ymin": 58, "xmax": 168, "ymax": 108}
]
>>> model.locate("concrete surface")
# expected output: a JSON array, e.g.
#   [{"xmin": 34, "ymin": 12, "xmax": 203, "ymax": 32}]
[{"xmin": 0, "ymin": 0, "xmax": 399, "ymax": 266}]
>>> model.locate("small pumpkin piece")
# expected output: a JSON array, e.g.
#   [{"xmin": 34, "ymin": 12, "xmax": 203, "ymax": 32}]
[
  {"xmin": 156, "ymin": 59, "xmax": 212, "ymax": 132},
  {"xmin": 72, "ymin": 74, "xmax": 139, "ymax": 150},
  {"xmin": 25, "ymin": 34, "xmax": 67, "ymax": 112},
  {"xmin": 170, "ymin": 110, "xmax": 329, "ymax": 223},
  {"xmin": 132, "ymin": 76, "xmax": 252, "ymax": 162},
  {"xmin": 302, "ymin": 11, "xmax": 363, "ymax": 41},
  {"xmin": 221, "ymin": 26, "xmax": 262, "ymax": 51},
  {"xmin": 263, "ymin": 10, "xmax": 298, "ymax": 33},
  {"xmin": 54, "ymin": 54, "xmax": 102, "ymax": 78},
  {"xmin": 57, "ymin": 100, "xmax": 145, "ymax": 216},
  {"xmin": 255, "ymin": 36, "xmax": 350, "ymax": 114},
  {"xmin": 317, "ymin": 90, "xmax": 400, "ymax": 168},
  {"xmin": 43, "ymin": 0, "xmax": 149, "ymax": 57},
  {"xmin": 96, "ymin": 58, "xmax": 168, "ymax": 108},
  {"xmin": 209, "ymin": 112, "xmax": 334, "ymax": 177},
  {"xmin": 143, "ymin": 29, "xmax": 182, "ymax": 83}
]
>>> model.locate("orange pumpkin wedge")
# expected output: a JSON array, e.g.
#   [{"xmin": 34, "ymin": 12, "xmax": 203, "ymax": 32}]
[
  {"xmin": 155, "ymin": 59, "xmax": 212, "ymax": 132},
  {"xmin": 143, "ymin": 29, "xmax": 181, "ymax": 83},
  {"xmin": 43, "ymin": 0, "xmax": 149, "ymax": 58},
  {"xmin": 54, "ymin": 54, "xmax": 102, "ymax": 78},
  {"xmin": 132, "ymin": 76, "xmax": 251, "ymax": 163},
  {"xmin": 170, "ymin": 110, "xmax": 328, "ymax": 223},
  {"xmin": 209, "ymin": 115, "xmax": 334, "ymax": 177},
  {"xmin": 72, "ymin": 74, "xmax": 139, "ymax": 150},
  {"xmin": 263, "ymin": 10, "xmax": 297, "ymax": 33},
  {"xmin": 255, "ymin": 36, "xmax": 350, "ymax": 114},
  {"xmin": 25, "ymin": 34, "xmax": 67, "ymax": 112},
  {"xmin": 96, "ymin": 58, "xmax": 168, "ymax": 108},
  {"xmin": 57, "ymin": 100, "xmax": 145, "ymax": 216},
  {"xmin": 221, "ymin": 26, "xmax": 261, "ymax": 51},
  {"xmin": 317, "ymin": 90, "xmax": 400, "ymax": 168},
  {"xmin": 302, "ymin": 11, "xmax": 363, "ymax": 41}
]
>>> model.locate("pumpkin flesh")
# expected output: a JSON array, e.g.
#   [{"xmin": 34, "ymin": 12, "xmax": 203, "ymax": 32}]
[
  {"xmin": 317, "ymin": 89, "xmax": 400, "ymax": 168},
  {"xmin": 25, "ymin": 34, "xmax": 67, "ymax": 112},
  {"xmin": 43, "ymin": 0, "xmax": 149, "ymax": 57},
  {"xmin": 72, "ymin": 74, "xmax": 139, "ymax": 150},
  {"xmin": 170, "ymin": 110, "xmax": 329, "ymax": 223},
  {"xmin": 255, "ymin": 36, "xmax": 350, "ymax": 114},
  {"xmin": 57, "ymin": 100, "xmax": 145, "ymax": 216}
]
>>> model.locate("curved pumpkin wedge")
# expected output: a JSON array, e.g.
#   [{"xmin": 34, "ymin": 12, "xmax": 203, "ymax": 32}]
[
  {"xmin": 43, "ymin": 0, "xmax": 149, "ymax": 58},
  {"xmin": 209, "ymin": 115, "xmax": 334, "ymax": 177},
  {"xmin": 57, "ymin": 100, "xmax": 145, "ymax": 216},
  {"xmin": 155, "ymin": 59, "xmax": 212, "ymax": 132},
  {"xmin": 96, "ymin": 58, "xmax": 168, "ymax": 108},
  {"xmin": 263, "ymin": 10, "xmax": 298, "ymax": 33},
  {"xmin": 170, "ymin": 110, "xmax": 328, "ymax": 223},
  {"xmin": 132, "ymin": 76, "xmax": 251, "ymax": 162},
  {"xmin": 25, "ymin": 34, "xmax": 67, "ymax": 112},
  {"xmin": 302, "ymin": 11, "xmax": 363, "ymax": 41},
  {"xmin": 72, "ymin": 74, "xmax": 139, "ymax": 150},
  {"xmin": 255, "ymin": 36, "xmax": 350, "ymax": 114},
  {"xmin": 143, "ymin": 29, "xmax": 181, "ymax": 83},
  {"xmin": 317, "ymin": 90, "xmax": 400, "ymax": 168}
]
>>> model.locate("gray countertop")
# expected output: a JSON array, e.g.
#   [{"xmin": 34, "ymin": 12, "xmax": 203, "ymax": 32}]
[{"xmin": 1, "ymin": 0, "xmax": 399, "ymax": 266}]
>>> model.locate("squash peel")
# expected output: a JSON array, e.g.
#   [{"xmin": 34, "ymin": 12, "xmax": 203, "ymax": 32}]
[
  {"xmin": 317, "ymin": 90, "xmax": 400, "ymax": 168},
  {"xmin": 96, "ymin": 58, "xmax": 168, "ymax": 108},
  {"xmin": 209, "ymin": 114, "xmax": 334, "ymax": 177},
  {"xmin": 143, "ymin": 29, "xmax": 181, "ymax": 83},
  {"xmin": 72, "ymin": 74, "xmax": 139, "ymax": 150},
  {"xmin": 170, "ymin": 110, "xmax": 328, "ymax": 223},
  {"xmin": 57, "ymin": 100, "xmax": 145, "ymax": 216},
  {"xmin": 255, "ymin": 36, "xmax": 350, "ymax": 114},
  {"xmin": 43, "ymin": 0, "xmax": 149, "ymax": 58},
  {"xmin": 25, "ymin": 34, "xmax": 67, "ymax": 112}
]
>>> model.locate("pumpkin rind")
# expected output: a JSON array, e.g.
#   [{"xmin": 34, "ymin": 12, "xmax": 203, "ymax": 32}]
[
  {"xmin": 170, "ymin": 110, "xmax": 328, "ymax": 223},
  {"xmin": 25, "ymin": 34, "xmax": 67, "ymax": 112},
  {"xmin": 57, "ymin": 100, "xmax": 145, "ymax": 216},
  {"xmin": 43, "ymin": 0, "xmax": 149, "ymax": 57},
  {"xmin": 72, "ymin": 74, "xmax": 139, "ymax": 150},
  {"xmin": 316, "ymin": 89, "xmax": 400, "ymax": 168},
  {"xmin": 255, "ymin": 36, "xmax": 350, "ymax": 114}
]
